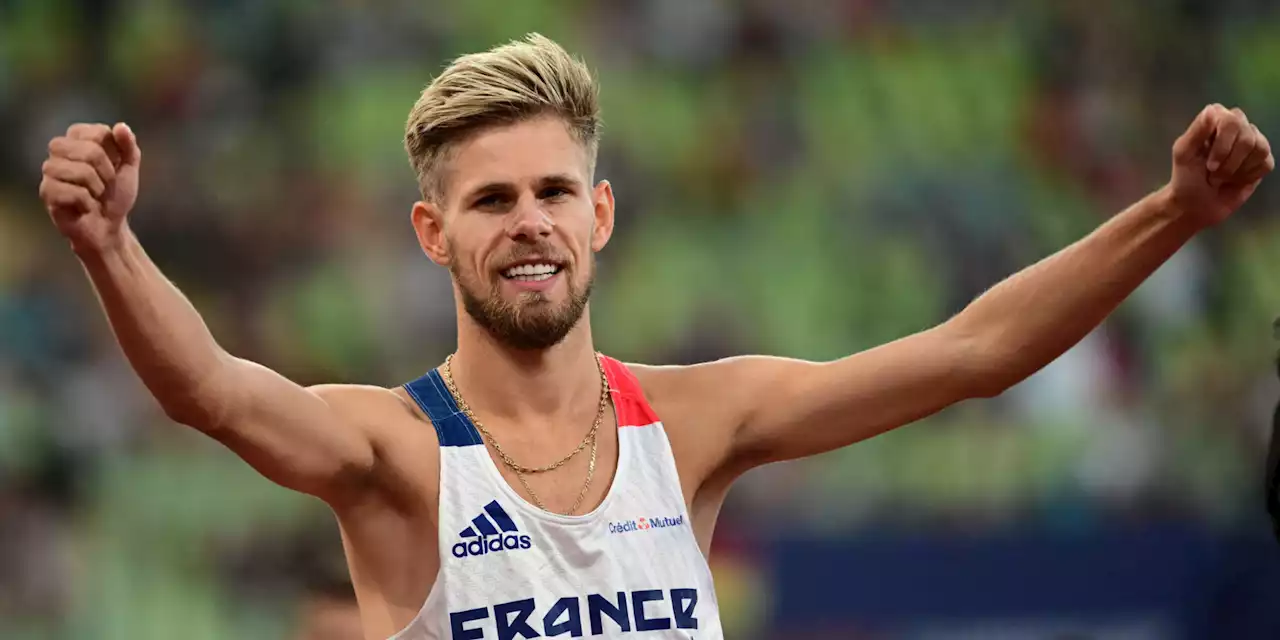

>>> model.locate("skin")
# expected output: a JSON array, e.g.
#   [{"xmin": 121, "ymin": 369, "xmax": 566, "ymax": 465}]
[
  {"xmin": 37, "ymin": 104, "xmax": 1273, "ymax": 639},
  {"xmin": 294, "ymin": 595, "xmax": 366, "ymax": 640}
]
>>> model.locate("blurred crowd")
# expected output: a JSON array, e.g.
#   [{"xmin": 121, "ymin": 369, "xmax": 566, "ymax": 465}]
[{"xmin": 3, "ymin": 0, "xmax": 1280, "ymax": 637}]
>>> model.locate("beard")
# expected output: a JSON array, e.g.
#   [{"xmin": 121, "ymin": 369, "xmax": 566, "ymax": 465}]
[{"xmin": 452, "ymin": 256, "xmax": 594, "ymax": 351}]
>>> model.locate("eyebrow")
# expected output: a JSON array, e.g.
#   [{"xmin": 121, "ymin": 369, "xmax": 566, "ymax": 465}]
[
  {"xmin": 460, "ymin": 174, "xmax": 584, "ymax": 203},
  {"xmin": 536, "ymin": 174, "xmax": 583, "ymax": 190}
]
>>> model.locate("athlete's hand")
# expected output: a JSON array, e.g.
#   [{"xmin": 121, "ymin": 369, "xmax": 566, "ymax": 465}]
[
  {"xmin": 39, "ymin": 122, "xmax": 141, "ymax": 253},
  {"xmin": 1169, "ymin": 104, "xmax": 1273, "ymax": 227}
]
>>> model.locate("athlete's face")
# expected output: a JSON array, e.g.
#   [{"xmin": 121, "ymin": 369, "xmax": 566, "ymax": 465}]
[{"xmin": 412, "ymin": 115, "xmax": 614, "ymax": 350}]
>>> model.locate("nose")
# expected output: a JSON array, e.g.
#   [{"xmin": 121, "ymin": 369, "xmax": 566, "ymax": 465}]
[{"xmin": 506, "ymin": 196, "xmax": 554, "ymax": 241}]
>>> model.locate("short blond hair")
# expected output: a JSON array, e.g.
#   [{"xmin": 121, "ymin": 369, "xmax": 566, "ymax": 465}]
[{"xmin": 404, "ymin": 33, "xmax": 601, "ymax": 202}]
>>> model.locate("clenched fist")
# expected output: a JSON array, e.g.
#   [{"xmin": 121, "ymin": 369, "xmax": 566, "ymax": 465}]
[
  {"xmin": 1170, "ymin": 104, "xmax": 1274, "ymax": 226},
  {"xmin": 39, "ymin": 123, "xmax": 141, "ymax": 254}
]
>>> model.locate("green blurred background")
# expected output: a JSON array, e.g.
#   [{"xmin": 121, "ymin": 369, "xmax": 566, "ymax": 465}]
[{"xmin": 3, "ymin": 0, "xmax": 1280, "ymax": 638}]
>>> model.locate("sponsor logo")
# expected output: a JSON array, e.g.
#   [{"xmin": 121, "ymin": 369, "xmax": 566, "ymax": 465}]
[
  {"xmin": 608, "ymin": 514, "xmax": 685, "ymax": 534},
  {"xmin": 451, "ymin": 500, "xmax": 532, "ymax": 559}
]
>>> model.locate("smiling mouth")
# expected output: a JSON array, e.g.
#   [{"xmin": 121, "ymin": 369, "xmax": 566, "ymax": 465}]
[{"xmin": 501, "ymin": 263, "xmax": 563, "ymax": 282}]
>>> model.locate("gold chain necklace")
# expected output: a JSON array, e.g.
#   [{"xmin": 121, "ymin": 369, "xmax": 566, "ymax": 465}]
[{"xmin": 440, "ymin": 353, "xmax": 609, "ymax": 515}]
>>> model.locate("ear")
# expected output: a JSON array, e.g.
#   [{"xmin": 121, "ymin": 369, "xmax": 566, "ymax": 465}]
[
  {"xmin": 590, "ymin": 180, "xmax": 615, "ymax": 252},
  {"xmin": 411, "ymin": 200, "xmax": 451, "ymax": 266}
]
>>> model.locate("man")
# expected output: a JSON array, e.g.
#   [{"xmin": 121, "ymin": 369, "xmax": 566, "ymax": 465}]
[{"xmin": 37, "ymin": 33, "xmax": 1273, "ymax": 640}]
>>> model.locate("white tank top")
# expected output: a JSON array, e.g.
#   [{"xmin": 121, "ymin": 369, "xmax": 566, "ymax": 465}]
[{"xmin": 390, "ymin": 355, "xmax": 723, "ymax": 639}]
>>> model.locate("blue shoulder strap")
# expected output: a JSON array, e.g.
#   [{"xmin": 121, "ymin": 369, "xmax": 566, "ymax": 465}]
[{"xmin": 403, "ymin": 369, "xmax": 484, "ymax": 447}]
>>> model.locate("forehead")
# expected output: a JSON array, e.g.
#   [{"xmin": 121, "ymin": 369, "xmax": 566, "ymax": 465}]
[{"xmin": 444, "ymin": 115, "xmax": 591, "ymax": 201}]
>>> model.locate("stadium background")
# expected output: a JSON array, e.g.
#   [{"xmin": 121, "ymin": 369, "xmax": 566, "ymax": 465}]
[{"xmin": 3, "ymin": 0, "xmax": 1280, "ymax": 638}]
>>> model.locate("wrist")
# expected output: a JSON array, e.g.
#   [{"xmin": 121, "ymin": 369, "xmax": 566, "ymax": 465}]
[
  {"xmin": 1153, "ymin": 184, "xmax": 1209, "ymax": 233},
  {"xmin": 71, "ymin": 224, "xmax": 133, "ymax": 265}
]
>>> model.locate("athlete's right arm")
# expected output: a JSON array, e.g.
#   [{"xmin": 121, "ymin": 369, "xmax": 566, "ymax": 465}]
[{"xmin": 39, "ymin": 122, "xmax": 377, "ymax": 499}]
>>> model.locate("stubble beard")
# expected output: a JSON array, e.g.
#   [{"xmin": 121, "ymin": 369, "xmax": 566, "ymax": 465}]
[{"xmin": 453, "ymin": 259, "xmax": 594, "ymax": 351}]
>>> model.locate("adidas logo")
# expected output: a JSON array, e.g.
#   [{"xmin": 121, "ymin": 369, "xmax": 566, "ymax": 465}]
[{"xmin": 451, "ymin": 500, "xmax": 533, "ymax": 559}]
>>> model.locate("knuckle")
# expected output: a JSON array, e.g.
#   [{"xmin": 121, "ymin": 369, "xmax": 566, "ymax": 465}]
[
  {"xmin": 81, "ymin": 145, "xmax": 109, "ymax": 169},
  {"xmin": 59, "ymin": 141, "xmax": 85, "ymax": 159},
  {"xmin": 67, "ymin": 122, "xmax": 107, "ymax": 138}
]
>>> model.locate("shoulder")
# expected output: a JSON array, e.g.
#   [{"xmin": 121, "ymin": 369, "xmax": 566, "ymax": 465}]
[
  {"xmin": 309, "ymin": 383, "xmax": 423, "ymax": 431},
  {"xmin": 310, "ymin": 382, "xmax": 441, "ymax": 507},
  {"xmin": 309, "ymin": 383, "xmax": 438, "ymax": 449},
  {"xmin": 620, "ymin": 356, "xmax": 804, "ymax": 479},
  {"xmin": 624, "ymin": 356, "xmax": 831, "ymax": 501},
  {"xmin": 625, "ymin": 361, "xmax": 716, "ymax": 411},
  {"xmin": 626, "ymin": 355, "xmax": 810, "ymax": 414},
  {"xmin": 626, "ymin": 355, "xmax": 817, "ymax": 434}
]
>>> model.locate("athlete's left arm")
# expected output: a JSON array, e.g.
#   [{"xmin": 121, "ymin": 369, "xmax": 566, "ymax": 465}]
[{"xmin": 701, "ymin": 104, "xmax": 1272, "ymax": 471}]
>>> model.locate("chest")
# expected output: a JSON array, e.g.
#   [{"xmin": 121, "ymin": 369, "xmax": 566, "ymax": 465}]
[
  {"xmin": 469, "ymin": 402, "xmax": 620, "ymax": 517},
  {"xmin": 434, "ymin": 423, "xmax": 697, "ymax": 570}
]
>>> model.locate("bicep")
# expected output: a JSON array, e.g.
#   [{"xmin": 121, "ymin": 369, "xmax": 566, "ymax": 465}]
[
  {"xmin": 194, "ymin": 356, "xmax": 379, "ymax": 499},
  {"xmin": 729, "ymin": 324, "xmax": 984, "ymax": 467}
]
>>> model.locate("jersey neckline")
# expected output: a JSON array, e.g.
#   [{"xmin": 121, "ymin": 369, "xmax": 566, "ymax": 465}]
[
  {"xmin": 406, "ymin": 353, "xmax": 654, "ymax": 526},
  {"xmin": 468, "ymin": 354, "xmax": 646, "ymax": 526}
]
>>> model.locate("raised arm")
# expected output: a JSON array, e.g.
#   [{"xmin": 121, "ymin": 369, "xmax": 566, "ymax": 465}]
[
  {"xmin": 38, "ymin": 123, "xmax": 381, "ymax": 500},
  {"xmin": 686, "ymin": 105, "xmax": 1273, "ymax": 474}
]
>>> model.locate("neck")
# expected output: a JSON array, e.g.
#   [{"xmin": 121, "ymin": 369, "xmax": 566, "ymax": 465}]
[{"xmin": 450, "ymin": 309, "xmax": 601, "ymax": 422}]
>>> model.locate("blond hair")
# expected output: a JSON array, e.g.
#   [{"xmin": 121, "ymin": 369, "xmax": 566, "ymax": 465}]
[{"xmin": 404, "ymin": 33, "xmax": 601, "ymax": 202}]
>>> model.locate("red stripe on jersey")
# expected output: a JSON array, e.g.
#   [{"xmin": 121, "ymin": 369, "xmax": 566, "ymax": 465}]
[{"xmin": 599, "ymin": 355, "xmax": 660, "ymax": 428}]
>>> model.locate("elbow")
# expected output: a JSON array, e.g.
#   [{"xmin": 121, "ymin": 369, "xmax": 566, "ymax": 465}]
[
  {"xmin": 970, "ymin": 371, "xmax": 1015, "ymax": 399},
  {"xmin": 968, "ymin": 344, "xmax": 1032, "ymax": 399},
  {"xmin": 160, "ymin": 401, "xmax": 205, "ymax": 428},
  {"xmin": 960, "ymin": 352, "xmax": 1017, "ymax": 399},
  {"xmin": 945, "ymin": 322, "xmax": 1021, "ymax": 399},
  {"xmin": 155, "ymin": 360, "xmax": 239, "ymax": 430},
  {"xmin": 158, "ymin": 393, "xmax": 223, "ymax": 430}
]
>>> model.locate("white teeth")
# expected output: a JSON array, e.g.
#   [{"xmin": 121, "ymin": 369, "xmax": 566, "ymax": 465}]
[
  {"xmin": 510, "ymin": 273, "xmax": 555, "ymax": 282},
  {"xmin": 503, "ymin": 263, "xmax": 559, "ymax": 278}
]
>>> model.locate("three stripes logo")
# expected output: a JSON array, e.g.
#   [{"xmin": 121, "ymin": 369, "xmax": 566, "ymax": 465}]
[{"xmin": 451, "ymin": 500, "xmax": 533, "ymax": 559}]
